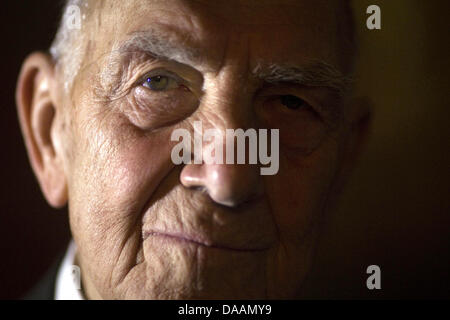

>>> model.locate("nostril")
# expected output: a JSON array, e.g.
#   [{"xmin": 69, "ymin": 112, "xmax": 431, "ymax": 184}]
[{"xmin": 207, "ymin": 186, "xmax": 248, "ymax": 208}]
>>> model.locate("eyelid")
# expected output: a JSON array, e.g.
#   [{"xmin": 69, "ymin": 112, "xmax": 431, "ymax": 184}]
[
  {"xmin": 259, "ymin": 87, "xmax": 317, "ymax": 110},
  {"xmin": 136, "ymin": 68, "xmax": 187, "ymax": 88},
  {"xmin": 262, "ymin": 89, "xmax": 342, "ymax": 129}
]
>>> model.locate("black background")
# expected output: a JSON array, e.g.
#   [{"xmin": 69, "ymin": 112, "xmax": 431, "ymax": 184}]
[{"xmin": 1, "ymin": 1, "xmax": 449, "ymax": 299}]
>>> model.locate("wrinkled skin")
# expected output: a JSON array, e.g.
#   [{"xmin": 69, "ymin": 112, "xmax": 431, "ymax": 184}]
[{"xmin": 17, "ymin": 0, "xmax": 369, "ymax": 299}]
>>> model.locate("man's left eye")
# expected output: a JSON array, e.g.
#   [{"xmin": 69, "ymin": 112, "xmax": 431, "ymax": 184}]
[
  {"xmin": 280, "ymin": 95, "xmax": 306, "ymax": 110},
  {"xmin": 142, "ymin": 75, "xmax": 180, "ymax": 91}
]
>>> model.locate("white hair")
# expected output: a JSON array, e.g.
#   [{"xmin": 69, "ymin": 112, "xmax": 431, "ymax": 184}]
[{"xmin": 49, "ymin": 0, "xmax": 88, "ymax": 92}]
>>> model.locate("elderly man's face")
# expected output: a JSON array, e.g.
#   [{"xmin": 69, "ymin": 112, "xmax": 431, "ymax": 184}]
[{"xmin": 17, "ymin": 0, "xmax": 367, "ymax": 299}]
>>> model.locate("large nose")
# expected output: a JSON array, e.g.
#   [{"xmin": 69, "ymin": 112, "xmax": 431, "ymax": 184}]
[{"xmin": 180, "ymin": 34, "xmax": 265, "ymax": 207}]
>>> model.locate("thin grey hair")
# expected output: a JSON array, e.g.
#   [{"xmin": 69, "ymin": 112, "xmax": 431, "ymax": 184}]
[{"xmin": 50, "ymin": 0, "xmax": 88, "ymax": 92}]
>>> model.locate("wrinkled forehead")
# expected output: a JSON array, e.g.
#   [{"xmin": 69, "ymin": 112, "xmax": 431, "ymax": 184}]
[{"xmin": 84, "ymin": 0, "xmax": 352, "ymax": 73}]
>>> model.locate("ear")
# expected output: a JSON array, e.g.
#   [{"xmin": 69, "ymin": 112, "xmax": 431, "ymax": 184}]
[
  {"xmin": 334, "ymin": 96, "xmax": 373, "ymax": 193},
  {"xmin": 16, "ymin": 52, "xmax": 68, "ymax": 208}
]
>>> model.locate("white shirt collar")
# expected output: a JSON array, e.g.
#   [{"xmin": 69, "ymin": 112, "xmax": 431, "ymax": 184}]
[{"xmin": 55, "ymin": 240, "xmax": 85, "ymax": 300}]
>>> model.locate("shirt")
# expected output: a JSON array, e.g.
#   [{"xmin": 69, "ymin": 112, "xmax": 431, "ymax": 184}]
[{"xmin": 55, "ymin": 240, "xmax": 85, "ymax": 300}]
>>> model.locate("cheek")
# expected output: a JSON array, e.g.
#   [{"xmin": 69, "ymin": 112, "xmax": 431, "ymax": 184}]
[
  {"xmin": 262, "ymin": 139, "xmax": 341, "ymax": 297},
  {"xmin": 267, "ymin": 139, "xmax": 340, "ymax": 243},
  {"xmin": 72, "ymin": 110, "xmax": 175, "ymax": 203},
  {"xmin": 67, "ymin": 113, "xmax": 176, "ymax": 273}
]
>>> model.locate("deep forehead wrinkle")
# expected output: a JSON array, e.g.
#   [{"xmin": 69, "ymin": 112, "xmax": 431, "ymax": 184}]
[{"xmin": 114, "ymin": 28, "xmax": 204, "ymax": 67}]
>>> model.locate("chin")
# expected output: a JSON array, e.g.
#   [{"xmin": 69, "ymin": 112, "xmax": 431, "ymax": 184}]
[{"xmin": 120, "ymin": 240, "xmax": 272, "ymax": 300}]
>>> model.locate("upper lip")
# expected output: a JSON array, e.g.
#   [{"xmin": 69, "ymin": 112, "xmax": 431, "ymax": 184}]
[{"xmin": 142, "ymin": 230, "xmax": 270, "ymax": 252}]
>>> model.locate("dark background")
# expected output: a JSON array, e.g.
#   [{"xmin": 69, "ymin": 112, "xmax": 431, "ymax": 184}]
[{"xmin": 1, "ymin": 1, "xmax": 449, "ymax": 299}]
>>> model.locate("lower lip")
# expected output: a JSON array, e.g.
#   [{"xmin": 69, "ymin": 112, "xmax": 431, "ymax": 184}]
[{"xmin": 143, "ymin": 231, "xmax": 267, "ymax": 252}]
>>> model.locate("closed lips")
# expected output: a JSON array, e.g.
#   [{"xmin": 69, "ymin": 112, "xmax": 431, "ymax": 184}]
[{"xmin": 142, "ymin": 230, "xmax": 269, "ymax": 252}]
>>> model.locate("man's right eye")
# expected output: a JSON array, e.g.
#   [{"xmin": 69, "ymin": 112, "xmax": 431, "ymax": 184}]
[{"xmin": 142, "ymin": 75, "xmax": 181, "ymax": 91}]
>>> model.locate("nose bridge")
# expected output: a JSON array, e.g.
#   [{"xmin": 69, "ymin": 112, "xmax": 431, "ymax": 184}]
[
  {"xmin": 199, "ymin": 88, "xmax": 254, "ymax": 133},
  {"xmin": 179, "ymin": 32, "xmax": 265, "ymax": 207}
]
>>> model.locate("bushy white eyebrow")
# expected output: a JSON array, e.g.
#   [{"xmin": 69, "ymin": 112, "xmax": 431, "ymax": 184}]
[{"xmin": 252, "ymin": 61, "xmax": 353, "ymax": 94}]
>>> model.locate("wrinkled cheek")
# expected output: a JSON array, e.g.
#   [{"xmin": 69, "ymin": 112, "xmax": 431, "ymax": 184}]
[
  {"xmin": 71, "ymin": 116, "xmax": 175, "ymax": 221},
  {"xmin": 67, "ymin": 118, "xmax": 176, "ymax": 293}
]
